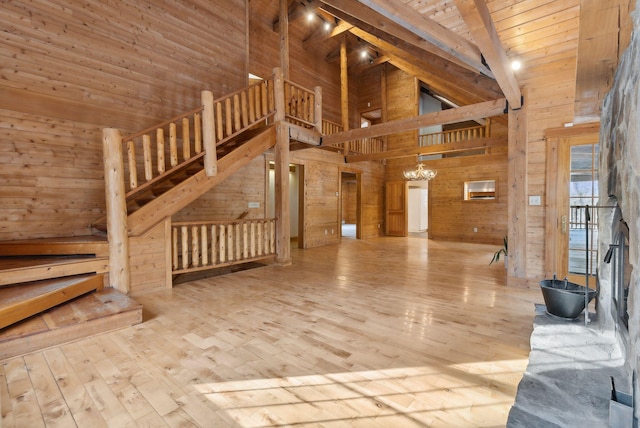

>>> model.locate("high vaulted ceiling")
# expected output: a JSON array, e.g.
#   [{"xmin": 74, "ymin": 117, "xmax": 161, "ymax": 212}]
[{"xmin": 255, "ymin": 0, "xmax": 633, "ymax": 123}]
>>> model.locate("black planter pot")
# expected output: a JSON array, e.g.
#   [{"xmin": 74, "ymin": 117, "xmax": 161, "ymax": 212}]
[{"xmin": 539, "ymin": 279, "xmax": 597, "ymax": 319}]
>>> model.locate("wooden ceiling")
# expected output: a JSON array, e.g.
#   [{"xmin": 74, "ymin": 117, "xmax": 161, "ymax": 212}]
[{"xmin": 253, "ymin": 0, "xmax": 633, "ymax": 122}]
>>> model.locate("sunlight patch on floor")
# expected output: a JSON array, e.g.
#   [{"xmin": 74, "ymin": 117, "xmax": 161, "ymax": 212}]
[{"xmin": 194, "ymin": 361, "xmax": 528, "ymax": 427}]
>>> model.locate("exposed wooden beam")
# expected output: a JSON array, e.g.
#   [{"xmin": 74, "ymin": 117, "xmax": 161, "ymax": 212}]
[
  {"xmin": 345, "ymin": 136, "xmax": 505, "ymax": 163},
  {"xmin": 351, "ymin": 0, "xmax": 492, "ymax": 77},
  {"xmin": 347, "ymin": 27, "xmax": 504, "ymax": 107},
  {"xmin": 323, "ymin": 98, "xmax": 507, "ymax": 146},
  {"xmin": 273, "ymin": 0, "xmax": 321, "ymax": 32},
  {"xmin": 454, "ymin": 0, "xmax": 522, "ymax": 109},
  {"xmin": 319, "ymin": 0, "xmax": 488, "ymax": 76},
  {"xmin": 303, "ymin": 20, "xmax": 352, "ymax": 48}
]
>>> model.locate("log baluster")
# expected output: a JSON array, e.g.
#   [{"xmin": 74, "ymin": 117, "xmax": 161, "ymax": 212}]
[
  {"xmin": 242, "ymin": 223, "xmax": 248, "ymax": 259},
  {"xmin": 172, "ymin": 227, "xmax": 178, "ymax": 270},
  {"xmin": 181, "ymin": 226, "xmax": 189, "ymax": 269},
  {"xmin": 200, "ymin": 225, "xmax": 208, "ymax": 266},
  {"xmin": 219, "ymin": 225, "xmax": 226, "ymax": 263},
  {"xmin": 191, "ymin": 226, "xmax": 200, "ymax": 267},
  {"xmin": 194, "ymin": 113, "xmax": 202, "ymax": 154},
  {"xmin": 157, "ymin": 128, "xmax": 165, "ymax": 174},
  {"xmin": 234, "ymin": 94, "xmax": 241, "ymax": 132},
  {"xmin": 143, "ymin": 134, "xmax": 152, "ymax": 181},
  {"xmin": 126, "ymin": 140, "xmax": 137, "ymax": 189},
  {"xmin": 241, "ymin": 91, "xmax": 249, "ymax": 128},
  {"xmin": 211, "ymin": 225, "xmax": 217, "ymax": 265},
  {"xmin": 169, "ymin": 123, "xmax": 178, "ymax": 167},
  {"xmin": 182, "ymin": 118, "xmax": 191, "ymax": 161}
]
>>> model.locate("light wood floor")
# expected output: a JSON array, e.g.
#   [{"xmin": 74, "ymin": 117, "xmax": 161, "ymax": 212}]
[{"xmin": 1, "ymin": 237, "xmax": 541, "ymax": 427}]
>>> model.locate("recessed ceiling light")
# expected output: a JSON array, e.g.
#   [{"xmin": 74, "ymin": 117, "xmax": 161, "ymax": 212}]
[
  {"xmin": 323, "ymin": 22, "xmax": 331, "ymax": 31},
  {"xmin": 360, "ymin": 50, "xmax": 368, "ymax": 59},
  {"xmin": 511, "ymin": 60, "xmax": 522, "ymax": 71},
  {"xmin": 306, "ymin": 12, "xmax": 314, "ymax": 22}
]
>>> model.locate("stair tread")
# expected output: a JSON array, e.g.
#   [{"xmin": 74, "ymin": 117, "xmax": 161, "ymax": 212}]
[
  {"xmin": 0, "ymin": 287, "xmax": 142, "ymax": 360},
  {"xmin": 0, "ymin": 236, "xmax": 108, "ymax": 257},
  {"xmin": 0, "ymin": 274, "xmax": 104, "ymax": 330},
  {"xmin": 0, "ymin": 274, "xmax": 101, "ymax": 306},
  {"xmin": 0, "ymin": 256, "xmax": 109, "ymax": 287}
]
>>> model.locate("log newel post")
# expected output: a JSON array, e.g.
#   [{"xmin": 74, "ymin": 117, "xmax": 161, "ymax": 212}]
[
  {"xmin": 273, "ymin": 67, "xmax": 285, "ymax": 122},
  {"xmin": 272, "ymin": 67, "xmax": 291, "ymax": 264},
  {"xmin": 314, "ymin": 85, "xmax": 322, "ymax": 134},
  {"xmin": 202, "ymin": 90, "xmax": 217, "ymax": 176},
  {"xmin": 102, "ymin": 128, "xmax": 130, "ymax": 294}
]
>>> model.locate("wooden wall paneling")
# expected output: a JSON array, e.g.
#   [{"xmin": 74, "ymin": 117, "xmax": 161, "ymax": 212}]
[
  {"xmin": 427, "ymin": 152, "xmax": 508, "ymax": 244},
  {"xmin": 0, "ymin": 0, "xmax": 248, "ymax": 242},
  {"xmin": 128, "ymin": 220, "xmax": 168, "ymax": 296},
  {"xmin": 172, "ymin": 157, "xmax": 267, "ymax": 222},
  {"xmin": 507, "ymin": 95, "xmax": 528, "ymax": 281}
]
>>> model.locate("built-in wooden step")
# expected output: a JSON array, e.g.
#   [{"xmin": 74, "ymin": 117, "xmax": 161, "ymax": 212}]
[
  {"xmin": 0, "ymin": 235, "xmax": 108, "ymax": 257},
  {"xmin": 0, "ymin": 274, "xmax": 104, "ymax": 329},
  {"xmin": 0, "ymin": 287, "xmax": 142, "ymax": 360},
  {"xmin": 0, "ymin": 256, "xmax": 109, "ymax": 287}
]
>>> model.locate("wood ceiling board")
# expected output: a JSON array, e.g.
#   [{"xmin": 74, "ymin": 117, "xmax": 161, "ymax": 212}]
[
  {"xmin": 454, "ymin": 0, "xmax": 522, "ymax": 108},
  {"xmin": 490, "ymin": 0, "xmax": 580, "ymax": 32},
  {"xmin": 574, "ymin": 0, "xmax": 627, "ymax": 123},
  {"xmin": 350, "ymin": 0, "xmax": 490, "ymax": 76},
  {"xmin": 319, "ymin": 0, "xmax": 485, "ymax": 74}
]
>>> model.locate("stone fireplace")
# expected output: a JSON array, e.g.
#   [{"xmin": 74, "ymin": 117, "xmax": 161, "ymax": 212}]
[{"xmin": 598, "ymin": 2, "xmax": 640, "ymax": 416}]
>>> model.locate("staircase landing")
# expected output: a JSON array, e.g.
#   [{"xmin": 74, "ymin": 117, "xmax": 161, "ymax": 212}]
[{"xmin": 0, "ymin": 287, "xmax": 142, "ymax": 360}]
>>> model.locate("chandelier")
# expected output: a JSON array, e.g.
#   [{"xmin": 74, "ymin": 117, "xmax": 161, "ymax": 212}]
[{"xmin": 403, "ymin": 163, "xmax": 437, "ymax": 181}]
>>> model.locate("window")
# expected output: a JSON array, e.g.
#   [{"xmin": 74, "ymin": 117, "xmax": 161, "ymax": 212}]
[{"xmin": 464, "ymin": 180, "xmax": 496, "ymax": 200}]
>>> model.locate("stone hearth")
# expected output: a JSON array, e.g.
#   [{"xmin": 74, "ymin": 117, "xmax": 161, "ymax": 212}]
[{"xmin": 508, "ymin": 308, "xmax": 627, "ymax": 427}]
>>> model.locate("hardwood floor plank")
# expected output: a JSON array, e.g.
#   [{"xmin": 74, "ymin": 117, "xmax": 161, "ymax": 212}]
[{"xmin": 0, "ymin": 238, "xmax": 540, "ymax": 427}]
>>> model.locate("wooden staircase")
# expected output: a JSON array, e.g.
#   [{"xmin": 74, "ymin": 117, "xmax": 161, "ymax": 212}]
[
  {"xmin": 0, "ymin": 237, "xmax": 142, "ymax": 360},
  {"xmin": 0, "ymin": 70, "xmax": 322, "ymax": 357}
]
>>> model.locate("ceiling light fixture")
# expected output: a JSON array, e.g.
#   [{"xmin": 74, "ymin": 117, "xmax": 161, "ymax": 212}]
[
  {"xmin": 403, "ymin": 163, "xmax": 437, "ymax": 181},
  {"xmin": 511, "ymin": 60, "xmax": 522, "ymax": 71},
  {"xmin": 323, "ymin": 22, "xmax": 331, "ymax": 31},
  {"xmin": 306, "ymin": 12, "xmax": 315, "ymax": 22},
  {"xmin": 360, "ymin": 50, "xmax": 368, "ymax": 59}
]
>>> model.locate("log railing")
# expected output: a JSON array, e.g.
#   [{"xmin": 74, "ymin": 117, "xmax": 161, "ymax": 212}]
[
  {"xmin": 212, "ymin": 78, "xmax": 276, "ymax": 146},
  {"xmin": 122, "ymin": 105, "xmax": 207, "ymax": 195},
  {"xmin": 284, "ymin": 80, "xmax": 321, "ymax": 131},
  {"xmin": 322, "ymin": 119, "xmax": 343, "ymax": 136},
  {"xmin": 171, "ymin": 218, "xmax": 276, "ymax": 274},
  {"xmin": 329, "ymin": 137, "xmax": 386, "ymax": 155},
  {"xmin": 419, "ymin": 123, "xmax": 490, "ymax": 147},
  {"xmin": 321, "ymin": 119, "xmax": 386, "ymax": 155},
  {"xmin": 121, "ymin": 77, "xmax": 276, "ymax": 197}
]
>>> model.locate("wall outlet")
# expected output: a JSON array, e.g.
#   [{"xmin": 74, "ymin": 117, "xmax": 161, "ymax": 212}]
[
  {"xmin": 529, "ymin": 195, "xmax": 541, "ymax": 206},
  {"xmin": 248, "ymin": 202, "xmax": 260, "ymax": 208},
  {"xmin": 331, "ymin": 229, "xmax": 334, "ymax": 234},
  {"xmin": 473, "ymin": 227, "xmax": 478, "ymax": 233},
  {"xmin": 324, "ymin": 229, "xmax": 328, "ymax": 235}
]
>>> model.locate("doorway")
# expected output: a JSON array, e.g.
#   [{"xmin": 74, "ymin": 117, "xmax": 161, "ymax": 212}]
[
  {"xmin": 340, "ymin": 171, "xmax": 361, "ymax": 240},
  {"xmin": 267, "ymin": 161, "xmax": 305, "ymax": 249},
  {"xmin": 545, "ymin": 125, "xmax": 599, "ymax": 285},
  {"xmin": 408, "ymin": 181, "xmax": 429, "ymax": 236}
]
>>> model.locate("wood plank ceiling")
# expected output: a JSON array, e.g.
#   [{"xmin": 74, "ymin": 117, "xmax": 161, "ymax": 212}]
[{"xmin": 253, "ymin": 0, "xmax": 633, "ymax": 123}]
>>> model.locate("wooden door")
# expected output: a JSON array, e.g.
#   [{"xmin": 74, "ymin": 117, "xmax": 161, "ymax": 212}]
[
  {"xmin": 385, "ymin": 181, "xmax": 407, "ymax": 236},
  {"xmin": 545, "ymin": 125, "xmax": 600, "ymax": 284}
]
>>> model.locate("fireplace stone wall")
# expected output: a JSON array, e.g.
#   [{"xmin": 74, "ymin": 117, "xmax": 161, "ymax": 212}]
[{"xmin": 598, "ymin": 0, "xmax": 640, "ymax": 410}]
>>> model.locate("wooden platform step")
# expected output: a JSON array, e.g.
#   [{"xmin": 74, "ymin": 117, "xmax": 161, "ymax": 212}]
[
  {"xmin": 0, "ymin": 235, "xmax": 108, "ymax": 257},
  {"xmin": 0, "ymin": 288, "xmax": 142, "ymax": 360},
  {"xmin": 0, "ymin": 256, "xmax": 109, "ymax": 287},
  {"xmin": 0, "ymin": 274, "xmax": 104, "ymax": 329}
]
